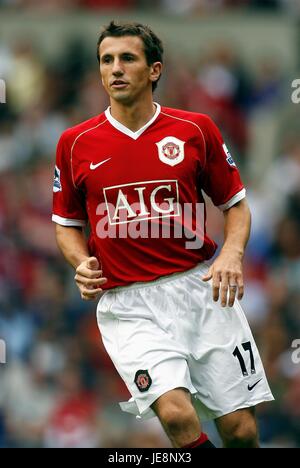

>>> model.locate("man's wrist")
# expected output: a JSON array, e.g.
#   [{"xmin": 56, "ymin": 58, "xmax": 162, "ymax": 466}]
[
  {"xmin": 72, "ymin": 254, "xmax": 90, "ymax": 270},
  {"xmin": 221, "ymin": 245, "xmax": 244, "ymax": 259}
]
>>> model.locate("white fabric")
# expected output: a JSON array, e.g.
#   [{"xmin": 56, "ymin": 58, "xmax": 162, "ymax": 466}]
[
  {"xmin": 52, "ymin": 214, "xmax": 86, "ymax": 227},
  {"xmin": 218, "ymin": 188, "xmax": 246, "ymax": 211},
  {"xmin": 96, "ymin": 263, "xmax": 274, "ymax": 421},
  {"xmin": 105, "ymin": 103, "xmax": 161, "ymax": 140}
]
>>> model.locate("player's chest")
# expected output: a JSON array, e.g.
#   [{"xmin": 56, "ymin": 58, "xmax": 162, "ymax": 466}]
[{"xmin": 73, "ymin": 133, "xmax": 205, "ymax": 193}]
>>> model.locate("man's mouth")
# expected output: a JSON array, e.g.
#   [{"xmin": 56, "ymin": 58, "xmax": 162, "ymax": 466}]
[{"xmin": 111, "ymin": 80, "xmax": 128, "ymax": 89}]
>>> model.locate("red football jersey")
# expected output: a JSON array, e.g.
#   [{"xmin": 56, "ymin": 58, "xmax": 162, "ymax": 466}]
[{"xmin": 52, "ymin": 104, "xmax": 245, "ymax": 289}]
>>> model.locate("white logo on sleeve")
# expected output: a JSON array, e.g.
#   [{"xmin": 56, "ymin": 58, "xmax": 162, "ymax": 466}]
[
  {"xmin": 156, "ymin": 137, "xmax": 185, "ymax": 167},
  {"xmin": 90, "ymin": 157, "xmax": 111, "ymax": 170},
  {"xmin": 222, "ymin": 143, "xmax": 236, "ymax": 167},
  {"xmin": 53, "ymin": 165, "xmax": 62, "ymax": 192}
]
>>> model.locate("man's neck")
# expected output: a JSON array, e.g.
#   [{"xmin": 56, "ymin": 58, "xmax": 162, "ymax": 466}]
[{"xmin": 110, "ymin": 97, "xmax": 156, "ymax": 132}]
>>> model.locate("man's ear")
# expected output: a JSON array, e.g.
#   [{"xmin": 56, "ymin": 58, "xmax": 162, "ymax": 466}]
[{"xmin": 150, "ymin": 62, "xmax": 163, "ymax": 83}]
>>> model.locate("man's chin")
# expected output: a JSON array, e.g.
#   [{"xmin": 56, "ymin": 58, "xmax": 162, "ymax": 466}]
[{"xmin": 110, "ymin": 91, "xmax": 135, "ymax": 105}]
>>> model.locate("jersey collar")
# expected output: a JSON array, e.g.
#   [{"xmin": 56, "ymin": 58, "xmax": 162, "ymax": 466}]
[{"xmin": 105, "ymin": 103, "xmax": 161, "ymax": 140}]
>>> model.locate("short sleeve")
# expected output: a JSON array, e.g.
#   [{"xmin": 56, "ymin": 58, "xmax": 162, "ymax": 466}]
[
  {"xmin": 52, "ymin": 134, "xmax": 87, "ymax": 227},
  {"xmin": 200, "ymin": 116, "xmax": 246, "ymax": 211}
]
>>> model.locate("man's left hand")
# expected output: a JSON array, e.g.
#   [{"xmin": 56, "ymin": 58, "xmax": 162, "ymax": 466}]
[{"xmin": 202, "ymin": 250, "xmax": 244, "ymax": 307}]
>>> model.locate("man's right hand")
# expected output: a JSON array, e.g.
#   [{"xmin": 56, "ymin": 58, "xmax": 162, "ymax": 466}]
[{"xmin": 74, "ymin": 257, "xmax": 108, "ymax": 301}]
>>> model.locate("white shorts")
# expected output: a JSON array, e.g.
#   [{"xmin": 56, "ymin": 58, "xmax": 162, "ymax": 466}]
[{"xmin": 96, "ymin": 264, "xmax": 274, "ymax": 422}]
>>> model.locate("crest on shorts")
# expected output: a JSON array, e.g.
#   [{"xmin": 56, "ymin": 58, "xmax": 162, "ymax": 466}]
[
  {"xmin": 134, "ymin": 370, "xmax": 152, "ymax": 393},
  {"xmin": 156, "ymin": 137, "xmax": 185, "ymax": 167}
]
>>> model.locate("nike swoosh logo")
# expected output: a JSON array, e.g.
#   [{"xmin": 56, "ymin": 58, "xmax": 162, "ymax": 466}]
[
  {"xmin": 247, "ymin": 379, "xmax": 262, "ymax": 391},
  {"xmin": 90, "ymin": 158, "xmax": 111, "ymax": 170}
]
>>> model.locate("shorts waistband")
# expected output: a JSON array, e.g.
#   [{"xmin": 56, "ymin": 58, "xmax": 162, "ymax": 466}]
[{"xmin": 109, "ymin": 262, "xmax": 209, "ymax": 293}]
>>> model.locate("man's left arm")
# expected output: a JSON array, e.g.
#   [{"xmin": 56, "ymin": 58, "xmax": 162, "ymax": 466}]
[{"xmin": 202, "ymin": 198, "xmax": 251, "ymax": 307}]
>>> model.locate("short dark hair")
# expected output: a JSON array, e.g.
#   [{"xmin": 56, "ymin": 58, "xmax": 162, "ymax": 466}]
[{"xmin": 97, "ymin": 21, "xmax": 164, "ymax": 92}]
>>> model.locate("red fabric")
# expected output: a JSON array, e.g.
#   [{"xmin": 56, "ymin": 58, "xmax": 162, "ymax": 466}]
[
  {"xmin": 183, "ymin": 432, "xmax": 209, "ymax": 449},
  {"xmin": 53, "ymin": 106, "xmax": 244, "ymax": 289}
]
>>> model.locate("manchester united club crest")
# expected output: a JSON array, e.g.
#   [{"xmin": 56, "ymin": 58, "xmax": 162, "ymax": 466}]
[
  {"xmin": 156, "ymin": 136, "xmax": 185, "ymax": 167},
  {"xmin": 134, "ymin": 370, "xmax": 152, "ymax": 393},
  {"xmin": 162, "ymin": 142, "xmax": 180, "ymax": 159}
]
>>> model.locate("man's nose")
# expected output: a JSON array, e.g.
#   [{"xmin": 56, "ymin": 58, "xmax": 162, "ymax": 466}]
[{"xmin": 112, "ymin": 59, "xmax": 124, "ymax": 76}]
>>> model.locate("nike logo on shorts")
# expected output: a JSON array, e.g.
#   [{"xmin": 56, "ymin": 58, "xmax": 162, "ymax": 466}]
[
  {"xmin": 247, "ymin": 379, "xmax": 262, "ymax": 391},
  {"xmin": 90, "ymin": 158, "xmax": 111, "ymax": 170}
]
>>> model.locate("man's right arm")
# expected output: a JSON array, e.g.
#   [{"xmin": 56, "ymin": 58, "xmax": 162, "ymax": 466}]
[{"xmin": 55, "ymin": 224, "xmax": 107, "ymax": 300}]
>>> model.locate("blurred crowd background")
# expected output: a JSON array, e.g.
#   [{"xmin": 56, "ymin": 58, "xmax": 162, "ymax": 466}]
[
  {"xmin": 0, "ymin": 1, "xmax": 300, "ymax": 448},
  {"xmin": 0, "ymin": 0, "xmax": 300, "ymax": 14}
]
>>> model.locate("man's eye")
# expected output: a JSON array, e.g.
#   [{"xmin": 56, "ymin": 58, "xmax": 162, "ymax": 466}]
[
  {"xmin": 124, "ymin": 56, "xmax": 134, "ymax": 61},
  {"xmin": 102, "ymin": 57, "xmax": 112, "ymax": 64}
]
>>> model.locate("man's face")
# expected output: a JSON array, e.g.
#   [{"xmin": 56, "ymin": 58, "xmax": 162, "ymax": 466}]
[{"xmin": 99, "ymin": 35, "xmax": 162, "ymax": 104}]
